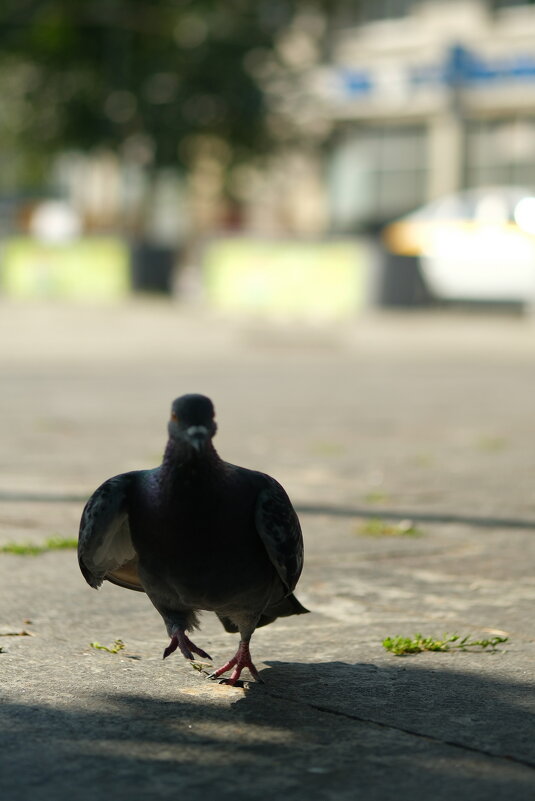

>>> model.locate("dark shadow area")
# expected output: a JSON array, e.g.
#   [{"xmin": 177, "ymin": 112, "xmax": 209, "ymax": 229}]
[
  {"xmin": 2, "ymin": 661, "xmax": 534, "ymax": 800},
  {"xmin": 296, "ymin": 503, "xmax": 535, "ymax": 531},
  {"xmin": 1, "ymin": 489, "xmax": 535, "ymax": 531},
  {"xmin": 130, "ymin": 242, "xmax": 177, "ymax": 295},
  {"xmin": 256, "ymin": 660, "xmax": 535, "ymax": 767},
  {"xmin": 377, "ymin": 252, "xmax": 433, "ymax": 308}
]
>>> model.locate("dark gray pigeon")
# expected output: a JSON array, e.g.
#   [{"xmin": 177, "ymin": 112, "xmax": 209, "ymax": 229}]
[{"xmin": 78, "ymin": 393, "xmax": 308, "ymax": 685}]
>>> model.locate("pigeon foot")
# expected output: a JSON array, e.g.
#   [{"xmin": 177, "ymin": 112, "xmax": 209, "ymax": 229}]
[
  {"xmin": 208, "ymin": 641, "xmax": 264, "ymax": 685},
  {"xmin": 163, "ymin": 630, "xmax": 212, "ymax": 661}
]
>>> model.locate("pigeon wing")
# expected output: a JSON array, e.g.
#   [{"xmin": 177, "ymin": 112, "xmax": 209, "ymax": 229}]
[
  {"xmin": 78, "ymin": 473, "xmax": 144, "ymax": 592},
  {"xmin": 254, "ymin": 476, "xmax": 304, "ymax": 594}
]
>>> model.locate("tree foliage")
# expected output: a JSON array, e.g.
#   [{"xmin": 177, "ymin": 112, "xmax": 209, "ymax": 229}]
[{"xmin": 0, "ymin": 0, "xmax": 332, "ymax": 174}]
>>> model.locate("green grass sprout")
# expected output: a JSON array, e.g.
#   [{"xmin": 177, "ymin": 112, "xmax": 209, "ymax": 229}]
[
  {"xmin": 357, "ymin": 518, "xmax": 423, "ymax": 538},
  {"xmin": 0, "ymin": 543, "xmax": 45, "ymax": 556},
  {"xmin": 90, "ymin": 639, "xmax": 125, "ymax": 654},
  {"xmin": 45, "ymin": 537, "xmax": 78, "ymax": 550},
  {"xmin": 477, "ymin": 436, "xmax": 507, "ymax": 452},
  {"xmin": 189, "ymin": 661, "xmax": 212, "ymax": 673},
  {"xmin": 363, "ymin": 491, "xmax": 390, "ymax": 504},
  {"xmin": 382, "ymin": 633, "xmax": 508, "ymax": 656},
  {"xmin": 0, "ymin": 537, "xmax": 78, "ymax": 556},
  {"xmin": 310, "ymin": 441, "xmax": 346, "ymax": 456}
]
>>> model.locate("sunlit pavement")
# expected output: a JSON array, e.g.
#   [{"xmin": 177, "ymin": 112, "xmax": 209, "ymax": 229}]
[{"xmin": 2, "ymin": 299, "xmax": 535, "ymax": 800}]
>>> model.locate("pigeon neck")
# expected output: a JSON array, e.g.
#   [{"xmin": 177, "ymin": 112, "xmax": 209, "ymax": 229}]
[{"xmin": 160, "ymin": 437, "xmax": 219, "ymax": 483}]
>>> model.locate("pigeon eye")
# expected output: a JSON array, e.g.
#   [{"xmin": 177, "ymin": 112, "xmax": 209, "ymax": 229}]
[{"xmin": 171, "ymin": 412, "xmax": 178, "ymax": 422}]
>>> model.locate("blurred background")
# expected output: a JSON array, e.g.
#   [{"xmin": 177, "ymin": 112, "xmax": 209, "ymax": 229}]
[
  {"xmin": 5, "ymin": 7, "xmax": 535, "ymax": 793},
  {"xmin": 3, "ymin": 0, "xmax": 535, "ymax": 315}
]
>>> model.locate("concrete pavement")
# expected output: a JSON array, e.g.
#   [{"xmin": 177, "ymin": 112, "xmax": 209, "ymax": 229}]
[{"xmin": 1, "ymin": 300, "xmax": 535, "ymax": 800}]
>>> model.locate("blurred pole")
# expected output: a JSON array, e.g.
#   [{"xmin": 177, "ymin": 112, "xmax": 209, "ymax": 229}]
[
  {"xmin": 428, "ymin": 44, "xmax": 467, "ymax": 201},
  {"xmin": 428, "ymin": 113, "xmax": 464, "ymax": 200},
  {"xmin": 425, "ymin": 42, "xmax": 473, "ymax": 209}
]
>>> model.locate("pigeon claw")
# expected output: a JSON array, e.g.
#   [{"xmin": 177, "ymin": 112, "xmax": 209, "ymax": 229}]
[
  {"xmin": 163, "ymin": 636, "xmax": 179, "ymax": 659},
  {"xmin": 163, "ymin": 631, "xmax": 211, "ymax": 662},
  {"xmin": 208, "ymin": 641, "xmax": 263, "ymax": 685}
]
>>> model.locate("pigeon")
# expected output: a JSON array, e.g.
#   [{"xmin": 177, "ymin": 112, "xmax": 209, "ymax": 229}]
[{"xmin": 78, "ymin": 393, "xmax": 308, "ymax": 685}]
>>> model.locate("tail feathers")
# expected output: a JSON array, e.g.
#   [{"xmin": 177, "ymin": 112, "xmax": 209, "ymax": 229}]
[
  {"xmin": 216, "ymin": 594, "xmax": 310, "ymax": 634},
  {"xmin": 257, "ymin": 592, "xmax": 310, "ymax": 629}
]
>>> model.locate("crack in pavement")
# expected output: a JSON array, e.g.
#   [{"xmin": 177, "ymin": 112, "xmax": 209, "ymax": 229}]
[
  {"xmin": 263, "ymin": 687, "xmax": 535, "ymax": 771},
  {"xmin": 1, "ymin": 491, "xmax": 535, "ymax": 531},
  {"xmin": 297, "ymin": 503, "xmax": 535, "ymax": 531}
]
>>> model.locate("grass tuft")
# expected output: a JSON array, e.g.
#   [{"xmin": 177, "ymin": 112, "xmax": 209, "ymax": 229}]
[
  {"xmin": 0, "ymin": 537, "xmax": 78, "ymax": 556},
  {"xmin": 363, "ymin": 491, "xmax": 390, "ymax": 505},
  {"xmin": 90, "ymin": 639, "xmax": 125, "ymax": 654},
  {"xmin": 190, "ymin": 661, "xmax": 212, "ymax": 673},
  {"xmin": 357, "ymin": 518, "xmax": 423, "ymax": 538},
  {"xmin": 383, "ymin": 632, "xmax": 508, "ymax": 656},
  {"xmin": 476, "ymin": 435, "xmax": 507, "ymax": 451},
  {"xmin": 309, "ymin": 441, "xmax": 346, "ymax": 456}
]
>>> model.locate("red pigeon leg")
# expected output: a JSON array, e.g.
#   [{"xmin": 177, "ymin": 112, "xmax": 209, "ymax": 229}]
[
  {"xmin": 208, "ymin": 640, "xmax": 263, "ymax": 685},
  {"xmin": 163, "ymin": 629, "xmax": 211, "ymax": 661}
]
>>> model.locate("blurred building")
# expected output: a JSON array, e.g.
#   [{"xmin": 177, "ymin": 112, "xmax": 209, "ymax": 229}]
[{"xmin": 321, "ymin": 0, "xmax": 535, "ymax": 232}]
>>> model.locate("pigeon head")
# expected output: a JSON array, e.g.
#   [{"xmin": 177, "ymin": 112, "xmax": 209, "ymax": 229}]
[{"xmin": 168, "ymin": 394, "xmax": 217, "ymax": 453}]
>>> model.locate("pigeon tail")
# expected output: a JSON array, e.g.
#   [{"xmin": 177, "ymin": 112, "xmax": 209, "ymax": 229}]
[{"xmin": 256, "ymin": 592, "xmax": 310, "ymax": 628}]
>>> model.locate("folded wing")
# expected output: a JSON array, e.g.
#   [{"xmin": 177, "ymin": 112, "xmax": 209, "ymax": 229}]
[
  {"xmin": 254, "ymin": 475, "xmax": 304, "ymax": 594},
  {"xmin": 78, "ymin": 473, "xmax": 144, "ymax": 592}
]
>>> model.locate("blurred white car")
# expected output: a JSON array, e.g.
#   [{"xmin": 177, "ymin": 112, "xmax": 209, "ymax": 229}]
[{"xmin": 383, "ymin": 187, "xmax": 535, "ymax": 304}]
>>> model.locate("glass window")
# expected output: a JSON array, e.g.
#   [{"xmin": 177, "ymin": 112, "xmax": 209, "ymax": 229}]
[
  {"xmin": 328, "ymin": 124, "xmax": 428, "ymax": 231},
  {"xmin": 465, "ymin": 118, "xmax": 535, "ymax": 188}
]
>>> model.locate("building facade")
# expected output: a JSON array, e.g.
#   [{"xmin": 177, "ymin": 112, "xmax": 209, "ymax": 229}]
[{"xmin": 322, "ymin": 0, "xmax": 535, "ymax": 231}]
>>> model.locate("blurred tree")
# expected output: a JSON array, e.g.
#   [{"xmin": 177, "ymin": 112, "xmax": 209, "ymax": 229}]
[{"xmin": 0, "ymin": 0, "xmax": 336, "ymax": 184}]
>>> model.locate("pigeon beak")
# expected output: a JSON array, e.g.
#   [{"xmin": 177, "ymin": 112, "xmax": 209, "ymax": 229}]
[{"xmin": 186, "ymin": 425, "xmax": 209, "ymax": 452}]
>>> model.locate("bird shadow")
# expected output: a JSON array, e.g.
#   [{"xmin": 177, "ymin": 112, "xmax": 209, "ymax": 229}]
[
  {"xmin": 247, "ymin": 658, "xmax": 535, "ymax": 766},
  {"xmin": 4, "ymin": 655, "xmax": 535, "ymax": 801},
  {"xmin": 2, "ymin": 658, "xmax": 535, "ymax": 801}
]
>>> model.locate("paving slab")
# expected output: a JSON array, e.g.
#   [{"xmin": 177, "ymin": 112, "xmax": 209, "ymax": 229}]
[{"xmin": 1, "ymin": 301, "xmax": 535, "ymax": 800}]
